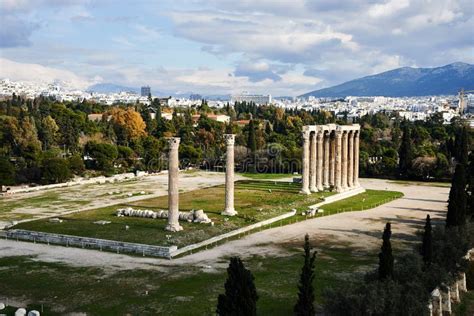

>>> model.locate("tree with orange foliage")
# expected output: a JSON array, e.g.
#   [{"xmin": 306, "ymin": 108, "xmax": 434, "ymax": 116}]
[{"xmin": 106, "ymin": 107, "xmax": 147, "ymax": 144}]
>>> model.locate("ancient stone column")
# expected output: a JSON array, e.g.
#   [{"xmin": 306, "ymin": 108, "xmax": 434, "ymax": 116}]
[
  {"xmin": 222, "ymin": 134, "xmax": 237, "ymax": 216},
  {"xmin": 166, "ymin": 137, "xmax": 183, "ymax": 232},
  {"xmin": 316, "ymin": 130, "xmax": 324, "ymax": 191},
  {"xmin": 335, "ymin": 130, "xmax": 343, "ymax": 192},
  {"xmin": 300, "ymin": 131, "xmax": 311, "ymax": 194},
  {"xmin": 309, "ymin": 132, "xmax": 317, "ymax": 192},
  {"xmin": 329, "ymin": 132, "xmax": 335, "ymax": 187},
  {"xmin": 354, "ymin": 130, "xmax": 360, "ymax": 187},
  {"xmin": 323, "ymin": 131, "xmax": 330, "ymax": 188},
  {"xmin": 348, "ymin": 130, "xmax": 354, "ymax": 188},
  {"xmin": 341, "ymin": 131, "xmax": 348, "ymax": 191}
]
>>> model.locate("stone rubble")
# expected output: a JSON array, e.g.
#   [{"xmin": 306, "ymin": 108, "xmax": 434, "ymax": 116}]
[{"xmin": 116, "ymin": 207, "xmax": 212, "ymax": 224}]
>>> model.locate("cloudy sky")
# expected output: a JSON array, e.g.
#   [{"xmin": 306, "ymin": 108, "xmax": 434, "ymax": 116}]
[{"xmin": 0, "ymin": 0, "xmax": 473, "ymax": 96}]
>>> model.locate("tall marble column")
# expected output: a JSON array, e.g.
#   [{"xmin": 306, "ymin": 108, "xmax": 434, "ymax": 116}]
[
  {"xmin": 166, "ymin": 137, "xmax": 183, "ymax": 232},
  {"xmin": 335, "ymin": 130, "xmax": 343, "ymax": 192},
  {"xmin": 222, "ymin": 134, "xmax": 237, "ymax": 216},
  {"xmin": 309, "ymin": 132, "xmax": 317, "ymax": 192},
  {"xmin": 329, "ymin": 133, "xmax": 335, "ymax": 187},
  {"xmin": 300, "ymin": 131, "xmax": 311, "ymax": 194},
  {"xmin": 316, "ymin": 130, "xmax": 324, "ymax": 191},
  {"xmin": 354, "ymin": 130, "xmax": 360, "ymax": 187},
  {"xmin": 348, "ymin": 130, "xmax": 354, "ymax": 188},
  {"xmin": 323, "ymin": 131, "xmax": 330, "ymax": 188},
  {"xmin": 341, "ymin": 131, "xmax": 348, "ymax": 191}
]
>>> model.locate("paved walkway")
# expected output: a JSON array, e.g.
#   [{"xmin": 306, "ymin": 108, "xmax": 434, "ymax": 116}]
[{"xmin": 0, "ymin": 178, "xmax": 450, "ymax": 270}]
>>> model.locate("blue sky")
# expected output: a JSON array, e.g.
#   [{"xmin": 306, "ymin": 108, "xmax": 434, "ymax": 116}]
[{"xmin": 0, "ymin": 0, "xmax": 473, "ymax": 96}]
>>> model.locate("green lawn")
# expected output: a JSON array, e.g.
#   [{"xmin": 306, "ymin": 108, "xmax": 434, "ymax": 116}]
[
  {"xmin": 0, "ymin": 242, "xmax": 377, "ymax": 315},
  {"xmin": 13, "ymin": 181, "xmax": 333, "ymax": 247},
  {"xmin": 238, "ymin": 172, "xmax": 295, "ymax": 180}
]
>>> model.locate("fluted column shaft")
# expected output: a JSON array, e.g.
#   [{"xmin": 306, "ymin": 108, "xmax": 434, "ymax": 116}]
[
  {"xmin": 329, "ymin": 133, "xmax": 335, "ymax": 187},
  {"xmin": 323, "ymin": 132, "xmax": 330, "ymax": 188},
  {"xmin": 335, "ymin": 131, "xmax": 342, "ymax": 192},
  {"xmin": 222, "ymin": 134, "xmax": 237, "ymax": 216},
  {"xmin": 309, "ymin": 132, "xmax": 317, "ymax": 192},
  {"xmin": 300, "ymin": 131, "xmax": 311, "ymax": 194},
  {"xmin": 348, "ymin": 130, "xmax": 354, "ymax": 188},
  {"xmin": 341, "ymin": 131, "xmax": 348, "ymax": 191},
  {"xmin": 354, "ymin": 131, "xmax": 360, "ymax": 187},
  {"xmin": 166, "ymin": 137, "xmax": 183, "ymax": 232},
  {"xmin": 316, "ymin": 131, "xmax": 324, "ymax": 191}
]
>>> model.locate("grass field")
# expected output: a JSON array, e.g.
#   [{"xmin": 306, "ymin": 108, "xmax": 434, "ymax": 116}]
[
  {"xmin": 238, "ymin": 172, "xmax": 295, "ymax": 180},
  {"xmin": 0, "ymin": 241, "xmax": 377, "ymax": 315},
  {"xmin": 13, "ymin": 181, "xmax": 333, "ymax": 247}
]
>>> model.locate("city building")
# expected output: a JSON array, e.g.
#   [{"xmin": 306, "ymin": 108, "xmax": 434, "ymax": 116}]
[
  {"xmin": 231, "ymin": 92, "xmax": 272, "ymax": 105},
  {"xmin": 141, "ymin": 86, "xmax": 151, "ymax": 97}
]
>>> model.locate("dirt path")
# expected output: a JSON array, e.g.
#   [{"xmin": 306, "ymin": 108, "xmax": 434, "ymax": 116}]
[{"xmin": 0, "ymin": 178, "xmax": 449, "ymax": 270}]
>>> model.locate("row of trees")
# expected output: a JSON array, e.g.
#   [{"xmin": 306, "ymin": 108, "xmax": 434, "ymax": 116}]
[{"xmin": 1, "ymin": 94, "xmax": 472, "ymax": 186}]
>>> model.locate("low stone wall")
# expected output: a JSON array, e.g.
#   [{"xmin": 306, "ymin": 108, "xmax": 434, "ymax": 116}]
[
  {"xmin": 3, "ymin": 229, "xmax": 175, "ymax": 258},
  {"xmin": 170, "ymin": 210, "xmax": 297, "ymax": 258},
  {"xmin": 309, "ymin": 186, "xmax": 366, "ymax": 209},
  {"xmin": 1, "ymin": 172, "xmax": 155, "ymax": 196}
]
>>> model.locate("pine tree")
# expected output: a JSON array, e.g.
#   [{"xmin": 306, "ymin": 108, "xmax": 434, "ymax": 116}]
[
  {"xmin": 421, "ymin": 214, "xmax": 433, "ymax": 266},
  {"xmin": 446, "ymin": 163, "xmax": 467, "ymax": 227},
  {"xmin": 398, "ymin": 124, "xmax": 412, "ymax": 178},
  {"xmin": 216, "ymin": 257, "xmax": 258, "ymax": 316},
  {"xmin": 294, "ymin": 234, "xmax": 317, "ymax": 316},
  {"xmin": 378, "ymin": 223, "xmax": 394, "ymax": 280}
]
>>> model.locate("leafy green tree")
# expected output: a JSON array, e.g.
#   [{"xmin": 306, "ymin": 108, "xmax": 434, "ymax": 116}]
[
  {"xmin": 216, "ymin": 257, "xmax": 258, "ymax": 316},
  {"xmin": 41, "ymin": 157, "xmax": 72, "ymax": 184},
  {"xmin": 68, "ymin": 154, "xmax": 85, "ymax": 175},
  {"xmin": 85, "ymin": 142, "xmax": 118, "ymax": 172},
  {"xmin": 446, "ymin": 163, "xmax": 467, "ymax": 227},
  {"xmin": 421, "ymin": 215, "xmax": 433, "ymax": 266},
  {"xmin": 0, "ymin": 156, "xmax": 16, "ymax": 185},
  {"xmin": 379, "ymin": 223, "xmax": 394, "ymax": 280},
  {"xmin": 294, "ymin": 234, "xmax": 317, "ymax": 316}
]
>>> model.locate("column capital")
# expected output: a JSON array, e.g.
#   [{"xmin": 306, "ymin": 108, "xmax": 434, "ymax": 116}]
[
  {"xmin": 166, "ymin": 137, "xmax": 180, "ymax": 149},
  {"xmin": 302, "ymin": 131, "xmax": 311, "ymax": 141},
  {"xmin": 224, "ymin": 134, "xmax": 235, "ymax": 146}
]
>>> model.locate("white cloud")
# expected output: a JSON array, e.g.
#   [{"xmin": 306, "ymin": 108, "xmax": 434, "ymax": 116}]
[
  {"xmin": 0, "ymin": 57, "xmax": 100, "ymax": 89},
  {"xmin": 368, "ymin": 0, "xmax": 410, "ymax": 18}
]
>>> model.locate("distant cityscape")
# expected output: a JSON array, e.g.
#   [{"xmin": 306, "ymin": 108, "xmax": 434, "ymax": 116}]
[{"xmin": 1, "ymin": 78, "xmax": 473, "ymax": 127}]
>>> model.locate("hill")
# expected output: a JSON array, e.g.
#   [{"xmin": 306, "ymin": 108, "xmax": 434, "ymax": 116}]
[{"xmin": 300, "ymin": 62, "xmax": 474, "ymax": 98}]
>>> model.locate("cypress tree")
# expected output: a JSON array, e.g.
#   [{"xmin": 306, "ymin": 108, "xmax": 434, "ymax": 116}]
[
  {"xmin": 421, "ymin": 214, "xmax": 433, "ymax": 266},
  {"xmin": 294, "ymin": 234, "xmax": 317, "ymax": 316},
  {"xmin": 454, "ymin": 126, "xmax": 469, "ymax": 164},
  {"xmin": 216, "ymin": 257, "xmax": 258, "ymax": 316},
  {"xmin": 378, "ymin": 223, "xmax": 394, "ymax": 280},
  {"xmin": 398, "ymin": 124, "xmax": 412, "ymax": 178},
  {"xmin": 468, "ymin": 152, "xmax": 474, "ymax": 219},
  {"xmin": 248, "ymin": 120, "xmax": 257, "ymax": 154},
  {"xmin": 446, "ymin": 163, "xmax": 467, "ymax": 227}
]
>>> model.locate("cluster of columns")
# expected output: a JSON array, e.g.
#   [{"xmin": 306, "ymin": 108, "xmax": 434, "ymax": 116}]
[
  {"xmin": 301, "ymin": 124, "xmax": 361, "ymax": 194},
  {"xmin": 165, "ymin": 134, "xmax": 237, "ymax": 232}
]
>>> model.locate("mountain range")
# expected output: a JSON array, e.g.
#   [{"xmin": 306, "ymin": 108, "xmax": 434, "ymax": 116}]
[{"xmin": 300, "ymin": 62, "xmax": 474, "ymax": 98}]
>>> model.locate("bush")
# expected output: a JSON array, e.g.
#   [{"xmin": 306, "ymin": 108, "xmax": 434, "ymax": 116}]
[{"xmin": 41, "ymin": 157, "xmax": 72, "ymax": 184}]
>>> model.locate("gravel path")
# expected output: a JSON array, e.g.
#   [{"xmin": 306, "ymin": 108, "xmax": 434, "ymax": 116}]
[{"xmin": 0, "ymin": 178, "xmax": 449, "ymax": 270}]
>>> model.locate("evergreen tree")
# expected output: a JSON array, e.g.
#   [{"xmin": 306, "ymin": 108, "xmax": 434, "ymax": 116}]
[
  {"xmin": 421, "ymin": 214, "xmax": 433, "ymax": 266},
  {"xmin": 216, "ymin": 257, "xmax": 258, "ymax": 316},
  {"xmin": 398, "ymin": 124, "xmax": 412, "ymax": 178},
  {"xmin": 446, "ymin": 163, "xmax": 467, "ymax": 227},
  {"xmin": 247, "ymin": 120, "xmax": 257, "ymax": 153},
  {"xmin": 454, "ymin": 126, "xmax": 469, "ymax": 164},
  {"xmin": 294, "ymin": 234, "xmax": 317, "ymax": 316},
  {"xmin": 378, "ymin": 223, "xmax": 394, "ymax": 280},
  {"xmin": 467, "ymin": 152, "xmax": 474, "ymax": 219}
]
